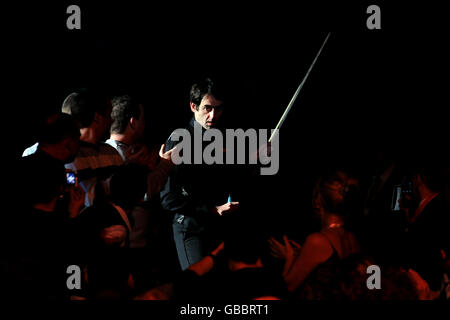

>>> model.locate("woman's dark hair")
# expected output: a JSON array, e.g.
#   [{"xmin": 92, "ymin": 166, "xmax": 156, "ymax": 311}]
[{"xmin": 312, "ymin": 173, "xmax": 346, "ymax": 217}]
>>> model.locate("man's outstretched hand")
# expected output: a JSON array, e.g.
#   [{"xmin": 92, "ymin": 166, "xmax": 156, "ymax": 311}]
[
  {"xmin": 214, "ymin": 201, "xmax": 240, "ymax": 216},
  {"xmin": 159, "ymin": 143, "xmax": 177, "ymax": 165}
]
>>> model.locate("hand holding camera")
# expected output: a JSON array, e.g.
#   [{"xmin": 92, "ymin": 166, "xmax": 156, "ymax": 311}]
[
  {"xmin": 65, "ymin": 171, "xmax": 78, "ymax": 187},
  {"xmin": 65, "ymin": 170, "xmax": 85, "ymax": 218}
]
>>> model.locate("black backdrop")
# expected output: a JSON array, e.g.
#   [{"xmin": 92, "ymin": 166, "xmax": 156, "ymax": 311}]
[{"xmin": 4, "ymin": 1, "xmax": 449, "ymax": 239}]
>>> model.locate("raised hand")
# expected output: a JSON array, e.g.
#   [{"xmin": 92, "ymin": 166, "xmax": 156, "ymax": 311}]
[
  {"xmin": 269, "ymin": 235, "xmax": 301, "ymax": 260},
  {"xmin": 100, "ymin": 225, "xmax": 127, "ymax": 246},
  {"xmin": 67, "ymin": 184, "xmax": 85, "ymax": 218},
  {"xmin": 159, "ymin": 143, "xmax": 177, "ymax": 164}
]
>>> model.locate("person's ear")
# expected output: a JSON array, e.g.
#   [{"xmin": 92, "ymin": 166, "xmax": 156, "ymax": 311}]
[
  {"xmin": 190, "ymin": 102, "xmax": 197, "ymax": 113},
  {"xmin": 61, "ymin": 138, "xmax": 71, "ymax": 153},
  {"xmin": 129, "ymin": 117, "xmax": 136, "ymax": 129}
]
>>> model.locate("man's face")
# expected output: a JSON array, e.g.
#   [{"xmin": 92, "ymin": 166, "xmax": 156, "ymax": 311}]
[
  {"xmin": 96, "ymin": 106, "xmax": 113, "ymax": 141},
  {"xmin": 191, "ymin": 94, "xmax": 224, "ymax": 129}
]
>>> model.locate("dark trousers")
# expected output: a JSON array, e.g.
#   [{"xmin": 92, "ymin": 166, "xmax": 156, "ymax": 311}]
[{"xmin": 172, "ymin": 214, "xmax": 205, "ymax": 270}]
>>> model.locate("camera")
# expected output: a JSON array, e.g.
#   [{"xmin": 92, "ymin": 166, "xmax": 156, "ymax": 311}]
[
  {"xmin": 391, "ymin": 181, "xmax": 413, "ymax": 211},
  {"xmin": 66, "ymin": 171, "xmax": 78, "ymax": 186}
]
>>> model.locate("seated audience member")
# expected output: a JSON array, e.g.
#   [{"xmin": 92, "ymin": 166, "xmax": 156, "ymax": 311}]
[
  {"xmin": 78, "ymin": 163, "xmax": 148, "ymax": 299},
  {"xmin": 334, "ymin": 168, "xmax": 365, "ymax": 234},
  {"xmin": 269, "ymin": 172, "xmax": 360, "ymax": 297},
  {"xmin": 22, "ymin": 92, "xmax": 75, "ymax": 157},
  {"xmin": 330, "ymin": 254, "xmax": 381, "ymax": 300},
  {"xmin": 9, "ymin": 156, "xmax": 85, "ymax": 299},
  {"xmin": 398, "ymin": 163, "xmax": 449, "ymax": 295},
  {"xmin": 361, "ymin": 147, "xmax": 414, "ymax": 266},
  {"xmin": 21, "ymin": 112, "xmax": 85, "ymax": 218},
  {"xmin": 22, "ymin": 112, "xmax": 81, "ymax": 163},
  {"xmin": 136, "ymin": 224, "xmax": 287, "ymax": 301},
  {"xmin": 331, "ymin": 254, "xmax": 430, "ymax": 300}
]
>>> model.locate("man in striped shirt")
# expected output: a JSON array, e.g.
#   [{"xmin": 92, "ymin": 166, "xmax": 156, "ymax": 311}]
[{"xmin": 63, "ymin": 89, "xmax": 123, "ymax": 207}]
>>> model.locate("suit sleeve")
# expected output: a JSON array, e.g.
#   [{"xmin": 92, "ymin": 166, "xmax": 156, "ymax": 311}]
[{"xmin": 160, "ymin": 135, "xmax": 211, "ymax": 219}]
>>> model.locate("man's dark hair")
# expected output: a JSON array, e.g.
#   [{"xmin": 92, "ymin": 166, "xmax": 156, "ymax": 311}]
[
  {"xmin": 62, "ymin": 89, "xmax": 111, "ymax": 128},
  {"xmin": 37, "ymin": 113, "xmax": 80, "ymax": 144},
  {"xmin": 109, "ymin": 164, "xmax": 148, "ymax": 209},
  {"xmin": 110, "ymin": 95, "xmax": 142, "ymax": 134},
  {"xmin": 189, "ymin": 78, "xmax": 227, "ymax": 109}
]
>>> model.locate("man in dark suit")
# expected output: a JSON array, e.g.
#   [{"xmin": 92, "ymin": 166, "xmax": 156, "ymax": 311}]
[
  {"xmin": 160, "ymin": 78, "xmax": 240, "ymax": 270},
  {"xmin": 400, "ymin": 165, "xmax": 449, "ymax": 293}
]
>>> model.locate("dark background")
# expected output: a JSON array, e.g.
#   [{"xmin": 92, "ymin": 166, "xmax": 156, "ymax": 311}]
[{"xmin": 4, "ymin": 1, "xmax": 448, "ymax": 238}]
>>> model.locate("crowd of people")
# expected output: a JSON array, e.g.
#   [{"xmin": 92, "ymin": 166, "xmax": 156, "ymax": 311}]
[{"xmin": 1, "ymin": 78, "xmax": 449, "ymax": 300}]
